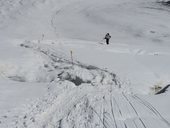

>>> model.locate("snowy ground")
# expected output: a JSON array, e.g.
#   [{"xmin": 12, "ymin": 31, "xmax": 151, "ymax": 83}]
[{"xmin": 0, "ymin": 0, "xmax": 170, "ymax": 128}]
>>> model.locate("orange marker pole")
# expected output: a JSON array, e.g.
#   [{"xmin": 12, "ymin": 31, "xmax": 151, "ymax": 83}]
[{"xmin": 70, "ymin": 50, "xmax": 73, "ymax": 66}]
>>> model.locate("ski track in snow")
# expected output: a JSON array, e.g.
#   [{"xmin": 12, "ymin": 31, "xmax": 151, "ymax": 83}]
[{"xmin": 0, "ymin": 41, "xmax": 169, "ymax": 128}]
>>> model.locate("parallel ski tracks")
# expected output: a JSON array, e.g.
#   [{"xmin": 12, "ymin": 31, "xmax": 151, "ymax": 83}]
[
  {"xmin": 96, "ymin": 92, "xmax": 170, "ymax": 128},
  {"xmin": 132, "ymin": 95, "xmax": 170, "ymax": 127},
  {"xmin": 122, "ymin": 92, "xmax": 147, "ymax": 128}
]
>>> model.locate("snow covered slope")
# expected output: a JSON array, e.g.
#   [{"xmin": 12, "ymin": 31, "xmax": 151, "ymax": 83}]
[{"xmin": 0, "ymin": 0, "xmax": 170, "ymax": 128}]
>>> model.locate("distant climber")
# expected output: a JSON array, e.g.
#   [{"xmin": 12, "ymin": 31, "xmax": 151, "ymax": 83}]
[{"xmin": 104, "ymin": 33, "xmax": 111, "ymax": 45}]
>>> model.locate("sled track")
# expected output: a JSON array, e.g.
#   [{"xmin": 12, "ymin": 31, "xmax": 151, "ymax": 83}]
[
  {"xmin": 90, "ymin": 106, "xmax": 107, "ymax": 128},
  {"xmin": 110, "ymin": 96, "xmax": 118, "ymax": 128},
  {"xmin": 132, "ymin": 95, "xmax": 170, "ymax": 127},
  {"xmin": 122, "ymin": 92, "xmax": 147, "ymax": 128},
  {"xmin": 111, "ymin": 95, "xmax": 130, "ymax": 128},
  {"xmin": 91, "ymin": 92, "xmax": 153, "ymax": 128}
]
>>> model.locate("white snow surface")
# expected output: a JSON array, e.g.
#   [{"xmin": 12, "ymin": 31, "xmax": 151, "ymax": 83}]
[{"xmin": 0, "ymin": 0, "xmax": 170, "ymax": 128}]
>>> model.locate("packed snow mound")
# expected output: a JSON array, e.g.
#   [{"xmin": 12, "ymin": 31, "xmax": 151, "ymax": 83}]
[
  {"xmin": 4, "ymin": 40, "xmax": 118, "ymax": 87},
  {"xmin": 0, "ymin": 50, "xmax": 53, "ymax": 83},
  {"xmin": 8, "ymin": 84, "xmax": 170, "ymax": 128}
]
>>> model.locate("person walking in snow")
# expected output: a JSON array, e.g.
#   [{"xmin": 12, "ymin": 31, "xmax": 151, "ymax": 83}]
[{"xmin": 104, "ymin": 33, "xmax": 111, "ymax": 45}]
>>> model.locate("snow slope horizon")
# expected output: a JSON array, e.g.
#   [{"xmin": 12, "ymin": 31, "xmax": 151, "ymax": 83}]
[{"xmin": 1, "ymin": 0, "xmax": 170, "ymax": 41}]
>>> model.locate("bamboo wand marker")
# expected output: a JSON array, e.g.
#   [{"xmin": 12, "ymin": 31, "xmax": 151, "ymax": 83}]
[{"xmin": 70, "ymin": 50, "xmax": 73, "ymax": 66}]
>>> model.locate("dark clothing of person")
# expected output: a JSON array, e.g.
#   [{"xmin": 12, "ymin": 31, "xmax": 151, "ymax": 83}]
[
  {"xmin": 104, "ymin": 33, "xmax": 111, "ymax": 45},
  {"xmin": 106, "ymin": 38, "xmax": 109, "ymax": 45}
]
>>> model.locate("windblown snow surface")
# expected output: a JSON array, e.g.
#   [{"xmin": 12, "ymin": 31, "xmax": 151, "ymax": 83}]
[{"xmin": 0, "ymin": 0, "xmax": 170, "ymax": 128}]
